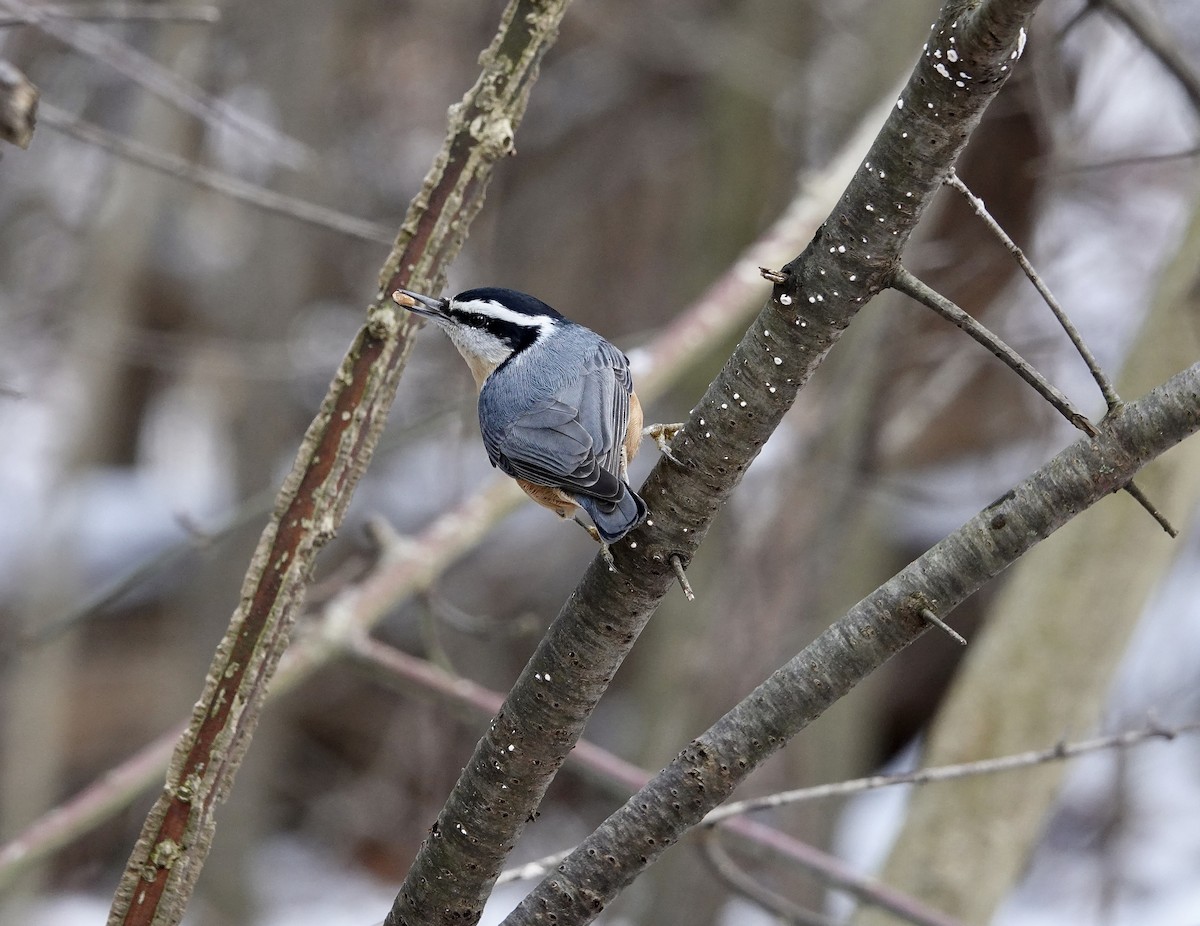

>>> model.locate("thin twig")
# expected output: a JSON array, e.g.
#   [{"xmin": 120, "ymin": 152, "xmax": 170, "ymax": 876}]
[
  {"xmin": 0, "ymin": 726, "xmax": 182, "ymax": 893},
  {"xmin": 0, "ymin": 2, "xmax": 219, "ymax": 26},
  {"xmin": 891, "ymin": 266, "xmax": 1096, "ymax": 432},
  {"xmin": 919, "ymin": 608, "xmax": 967, "ymax": 646},
  {"xmin": 0, "ymin": 0, "xmax": 309, "ymax": 166},
  {"xmin": 37, "ymin": 103, "xmax": 393, "ymax": 243},
  {"xmin": 1119, "ymin": 481, "xmax": 1177, "ymax": 536},
  {"xmin": 701, "ymin": 830, "xmax": 837, "ymax": 926},
  {"xmin": 892, "ymin": 266, "xmax": 1177, "ymax": 536},
  {"xmin": 945, "ymin": 169, "xmax": 1121, "ymax": 410},
  {"xmin": 703, "ymin": 720, "xmax": 1198, "ymax": 824},
  {"xmin": 670, "ymin": 554, "xmax": 695, "ymax": 601}
]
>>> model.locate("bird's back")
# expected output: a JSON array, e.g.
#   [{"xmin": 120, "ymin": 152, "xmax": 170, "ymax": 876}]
[{"xmin": 478, "ymin": 325, "xmax": 645, "ymax": 540}]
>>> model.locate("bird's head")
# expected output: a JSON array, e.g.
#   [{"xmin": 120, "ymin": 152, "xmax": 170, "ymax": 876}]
[{"xmin": 393, "ymin": 287, "xmax": 566, "ymax": 386}]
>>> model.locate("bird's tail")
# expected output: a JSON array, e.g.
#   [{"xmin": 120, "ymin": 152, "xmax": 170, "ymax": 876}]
[{"xmin": 577, "ymin": 485, "xmax": 648, "ymax": 544}]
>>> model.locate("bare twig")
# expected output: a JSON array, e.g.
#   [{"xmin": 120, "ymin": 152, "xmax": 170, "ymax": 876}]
[
  {"xmin": 919, "ymin": 607, "xmax": 967, "ymax": 646},
  {"xmin": 945, "ymin": 169, "xmax": 1120, "ymax": 409},
  {"xmin": 0, "ymin": 2, "xmax": 219, "ymax": 26},
  {"xmin": 704, "ymin": 720, "xmax": 1199, "ymax": 824},
  {"xmin": 0, "ymin": 0, "xmax": 309, "ymax": 166},
  {"xmin": 0, "ymin": 726, "xmax": 182, "ymax": 893},
  {"xmin": 670, "ymin": 554, "xmax": 695, "ymax": 601},
  {"xmin": 891, "ymin": 266, "xmax": 1177, "ymax": 536},
  {"xmin": 37, "ymin": 103, "xmax": 394, "ymax": 244},
  {"xmin": 701, "ymin": 830, "xmax": 837, "ymax": 926},
  {"xmin": 890, "ymin": 266, "xmax": 1095, "ymax": 432}
]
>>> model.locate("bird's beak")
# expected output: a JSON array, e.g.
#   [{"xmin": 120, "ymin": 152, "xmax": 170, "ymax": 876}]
[{"xmin": 392, "ymin": 289, "xmax": 450, "ymax": 319}]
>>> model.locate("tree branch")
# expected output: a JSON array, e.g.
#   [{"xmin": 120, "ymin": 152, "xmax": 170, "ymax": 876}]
[
  {"xmin": 0, "ymin": 0, "xmax": 308, "ymax": 166},
  {"xmin": 37, "ymin": 102, "xmax": 395, "ymax": 243},
  {"xmin": 503, "ymin": 362, "xmax": 1200, "ymax": 926},
  {"xmin": 104, "ymin": 3, "xmax": 570, "ymax": 925},
  {"xmin": 891, "ymin": 266, "xmax": 1092, "ymax": 431},
  {"xmin": 386, "ymin": 2, "xmax": 1043, "ymax": 923},
  {"xmin": 943, "ymin": 169, "xmax": 1120, "ymax": 408},
  {"xmin": 704, "ymin": 720, "xmax": 1199, "ymax": 821}
]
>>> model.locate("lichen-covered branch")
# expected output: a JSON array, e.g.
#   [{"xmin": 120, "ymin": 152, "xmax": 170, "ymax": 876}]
[{"xmin": 104, "ymin": 3, "xmax": 571, "ymax": 925}]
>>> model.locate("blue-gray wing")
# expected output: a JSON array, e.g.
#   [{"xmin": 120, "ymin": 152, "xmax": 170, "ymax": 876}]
[{"xmin": 481, "ymin": 340, "xmax": 631, "ymax": 501}]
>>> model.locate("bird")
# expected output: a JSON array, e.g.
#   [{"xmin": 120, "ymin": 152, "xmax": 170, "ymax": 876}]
[{"xmin": 392, "ymin": 287, "xmax": 677, "ymax": 562}]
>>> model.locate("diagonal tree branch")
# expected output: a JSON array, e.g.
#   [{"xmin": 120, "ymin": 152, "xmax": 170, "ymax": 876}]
[
  {"xmin": 0, "ymin": 0, "xmax": 308, "ymax": 165},
  {"xmin": 704, "ymin": 720, "xmax": 1199, "ymax": 821},
  {"xmin": 37, "ymin": 102, "xmax": 395, "ymax": 243},
  {"xmin": 891, "ymin": 266, "xmax": 1094, "ymax": 431},
  {"xmin": 386, "ymin": 2, "xmax": 1043, "ymax": 924},
  {"xmin": 346, "ymin": 638, "xmax": 965, "ymax": 926},
  {"xmin": 104, "ymin": 3, "xmax": 572, "ymax": 925},
  {"xmin": 943, "ymin": 170, "xmax": 1120, "ymax": 407},
  {"xmin": 504, "ymin": 360, "xmax": 1200, "ymax": 926}
]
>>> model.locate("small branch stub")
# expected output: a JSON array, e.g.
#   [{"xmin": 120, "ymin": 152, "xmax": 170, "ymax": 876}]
[
  {"xmin": 920, "ymin": 608, "xmax": 967, "ymax": 646},
  {"xmin": 671, "ymin": 554, "xmax": 695, "ymax": 602}
]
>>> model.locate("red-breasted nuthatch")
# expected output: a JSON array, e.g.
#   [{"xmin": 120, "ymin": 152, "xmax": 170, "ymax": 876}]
[{"xmin": 394, "ymin": 287, "xmax": 673, "ymax": 555}]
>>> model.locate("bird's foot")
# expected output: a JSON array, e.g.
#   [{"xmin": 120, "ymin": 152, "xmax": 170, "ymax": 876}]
[
  {"xmin": 643, "ymin": 422, "xmax": 684, "ymax": 465},
  {"xmin": 573, "ymin": 514, "xmax": 617, "ymax": 571}
]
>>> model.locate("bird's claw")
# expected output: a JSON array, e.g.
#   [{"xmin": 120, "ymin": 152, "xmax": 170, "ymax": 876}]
[
  {"xmin": 573, "ymin": 514, "xmax": 617, "ymax": 571},
  {"xmin": 643, "ymin": 422, "xmax": 684, "ymax": 465}
]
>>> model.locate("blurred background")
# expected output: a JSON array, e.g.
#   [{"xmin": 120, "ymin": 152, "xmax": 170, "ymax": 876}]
[{"xmin": 2, "ymin": 1, "xmax": 1199, "ymax": 924}]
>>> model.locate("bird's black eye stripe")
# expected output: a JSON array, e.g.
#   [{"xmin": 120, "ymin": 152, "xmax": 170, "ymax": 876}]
[{"xmin": 450, "ymin": 308, "xmax": 541, "ymax": 353}]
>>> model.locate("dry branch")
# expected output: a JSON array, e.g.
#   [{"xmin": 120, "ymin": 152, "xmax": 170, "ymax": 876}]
[
  {"xmin": 37, "ymin": 103, "xmax": 395, "ymax": 243},
  {"xmin": 104, "ymin": 3, "xmax": 571, "ymax": 925}
]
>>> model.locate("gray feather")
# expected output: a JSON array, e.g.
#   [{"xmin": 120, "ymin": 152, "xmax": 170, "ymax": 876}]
[{"xmin": 478, "ymin": 327, "xmax": 646, "ymax": 539}]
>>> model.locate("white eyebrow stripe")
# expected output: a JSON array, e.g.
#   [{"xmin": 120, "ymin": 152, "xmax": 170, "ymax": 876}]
[{"xmin": 452, "ymin": 298, "xmax": 557, "ymax": 335}]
